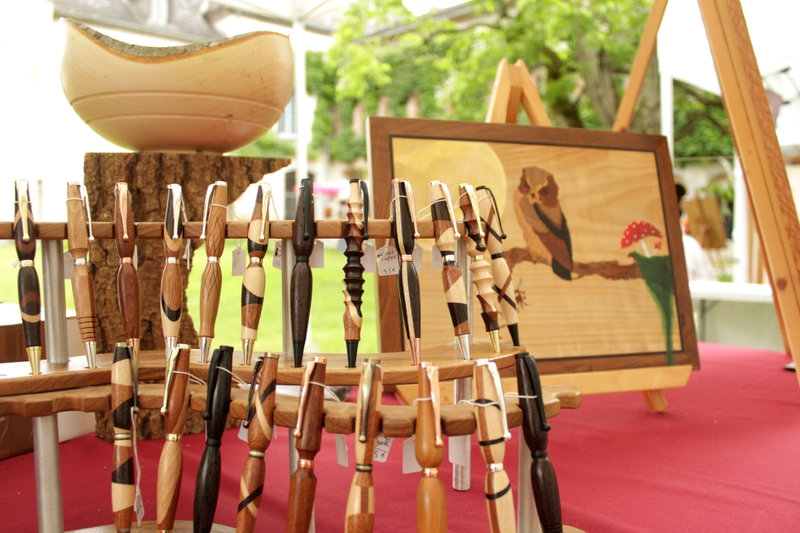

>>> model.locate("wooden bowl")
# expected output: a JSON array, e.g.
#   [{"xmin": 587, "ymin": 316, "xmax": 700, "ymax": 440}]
[{"xmin": 60, "ymin": 20, "xmax": 294, "ymax": 153}]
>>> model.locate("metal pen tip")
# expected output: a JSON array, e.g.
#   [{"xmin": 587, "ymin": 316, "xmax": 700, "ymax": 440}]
[{"xmin": 84, "ymin": 341, "xmax": 97, "ymax": 369}]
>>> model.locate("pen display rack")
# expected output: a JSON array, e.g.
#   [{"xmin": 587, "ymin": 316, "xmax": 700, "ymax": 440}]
[{"xmin": 0, "ymin": 159, "xmax": 581, "ymax": 532}]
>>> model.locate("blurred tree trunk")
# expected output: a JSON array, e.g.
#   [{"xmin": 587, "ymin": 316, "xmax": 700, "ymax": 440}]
[{"xmin": 83, "ymin": 152, "xmax": 290, "ymax": 354}]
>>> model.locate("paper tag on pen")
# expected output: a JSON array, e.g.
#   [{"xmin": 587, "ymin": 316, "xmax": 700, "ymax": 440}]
[
  {"xmin": 430, "ymin": 245, "xmax": 442, "ymax": 270},
  {"xmin": 373, "ymin": 433, "xmax": 393, "ymax": 463},
  {"xmin": 310, "ymin": 239, "xmax": 325, "ymax": 268},
  {"xmin": 413, "ymin": 243, "xmax": 423, "ymax": 271},
  {"xmin": 63, "ymin": 251, "xmax": 74, "ymax": 278},
  {"xmin": 335, "ymin": 434, "xmax": 349, "ymax": 467},
  {"xmin": 231, "ymin": 246, "xmax": 246, "ymax": 276},
  {"xmin": 238, "ymin": 423, "xmax": 249, "ymax": 442},
  {"xmin": 402, "ymin": 436, "xmax": 421, "ymax": 474},
  {"xmin": 272, "ymin": 241, "xmax": 282, "ymax": 269},
  {"xmin": 376, "ymin": 244, "xmax": 399, "ymax": 276},
  {"xmin": 361, "ymin": 241, "xmax": 376, "ymax": 273}
]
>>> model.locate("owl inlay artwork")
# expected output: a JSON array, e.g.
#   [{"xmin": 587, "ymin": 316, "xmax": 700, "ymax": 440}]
[{"xmin": 368, "ymin": 117, "xmax": 698, "ymax": 373}]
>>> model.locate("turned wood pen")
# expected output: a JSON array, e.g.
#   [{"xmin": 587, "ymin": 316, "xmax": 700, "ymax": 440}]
[
  {"xmin": 476, "ymin": 185, "xmax": 521, "ymax": 346},
  {"xmin": 344, "ymin": 359, "xmax": 382, "ymax": 532},
  {"xmin": 416, "ymin": 362, "xmax": 446, "ymax": 533},
  {"xmin": 290, "ymin": 178, "xmax": 315, "ymax": 367},
  {"xmin": 66, "ymin": 182, "xmax": 98, "ymax": 368},
  {"xmin": 241, "ymin": 182, "xmax": 271, "ymax": 366},
  {"xmin": 13, "ymin": 180, "xmax": 41, "ymax": 375},
  {"xmin": 391, "ymin": 179, "xmax": 421, "ymax": 366},
  {"xmin": 237, "ymin": 352, "xmax": 280, "ymax": 533},
  {"xmin": 473, "ymin": 359, "xmax": 515, "ymax": 533},
  {"xmin": 515, "ymin": 352, "xmax": 563, "ymax": 533},
  {"xmin": 111, "ymin": 342, "xmax": 135, "ymax": 533},
  {"xmin": 342, "ymin": 179, "xmax": 370, "ymax": 368},
  {"xmin": 458, "ymin": 183, "xmax": 501, "ymax": 354},
  {"xmin": 160, "ymin": 184, "xmax": 185, "ymax": 360},
  {"xmin": 428, "ymin": 180, "xmax": 470, "ymax": 360},
  {"xmin": 156, "ymin": 343, "xmax": 191, "ymax": 533},
  {"xmin": 193, "ymin": 345, "xmax": 233, "ymax": 533},
  {"xmin": 199, "ymin": 181, "xmax": 228, "ymax": 364},
  {"xmin": 286, "ymin": 356, "xmax": 327, "ymax": 533},
  {"xmin": 114, "ymin": 182, "xmax": 140, "ymax": 403}
]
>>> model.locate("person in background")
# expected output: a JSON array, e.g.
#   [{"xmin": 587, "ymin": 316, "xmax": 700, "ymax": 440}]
[{"xmin": 676, "ymin": 184, "xmax": 718, "ymax": 281}]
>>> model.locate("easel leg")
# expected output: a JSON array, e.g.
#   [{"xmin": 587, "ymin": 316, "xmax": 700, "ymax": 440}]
[{"xmin": 641, "ymin": 390, "xmax": 668, "ymax": 413}]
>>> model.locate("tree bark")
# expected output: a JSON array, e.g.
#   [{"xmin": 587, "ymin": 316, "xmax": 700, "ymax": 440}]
[{"xmin": 83, "ymin": 152, "xmax": 290, "ymax": 354}]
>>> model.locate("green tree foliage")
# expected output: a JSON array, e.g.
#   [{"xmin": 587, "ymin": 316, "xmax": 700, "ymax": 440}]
[{"xmin": 308, "ymin": 0, "xmax": 732, "ymax": 164}]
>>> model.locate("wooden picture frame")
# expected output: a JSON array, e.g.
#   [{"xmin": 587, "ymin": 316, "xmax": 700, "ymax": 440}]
[{"xmin": 368, "ymin": 116, "xmax": 699, "ymax": 374}]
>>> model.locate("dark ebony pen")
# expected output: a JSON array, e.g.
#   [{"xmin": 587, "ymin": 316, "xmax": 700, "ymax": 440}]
[
  {"xmin": 14, "ymin": 180, "xmax": 41, "ymax": 375},
  {"xmin": 290, "ymin": 178, "xmax": 315, "ymax": 367},
  {"xmin": 193, "ymin": 345, "xmax": 233, "ymax": 533}
]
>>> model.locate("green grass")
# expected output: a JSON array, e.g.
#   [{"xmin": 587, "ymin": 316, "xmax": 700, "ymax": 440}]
[
  {"xmin": 0, "ymin": 241, "xmax": 378, "ymax": 356},
  {"xmin": 186, "ymin": 244, "xmax": 379, "ymax": 355}
]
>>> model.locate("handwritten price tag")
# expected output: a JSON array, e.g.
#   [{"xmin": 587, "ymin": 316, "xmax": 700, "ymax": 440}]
[
  {"xmin": 361, "ymin": 241, "xmax": 376, "ymax": 273},
  {"xmin": 376, "ymin": 244, "xmax": 400, "ymax": 276},
  {"xmin": 231, "ymin": 246, "xmax": 246, "ymax": 276},
  {"xmin": 272, "ymin": 241, "xmax": 282, "ymax": 269},
  {"xmin": 373, "ymin": 433, "xmax": 393, "ymax": 463}
]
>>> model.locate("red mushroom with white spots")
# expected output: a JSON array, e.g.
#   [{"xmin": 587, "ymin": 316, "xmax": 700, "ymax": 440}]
[{"xmin": 620, "ymin": 220, "xmax": 663, "ymax": 257}]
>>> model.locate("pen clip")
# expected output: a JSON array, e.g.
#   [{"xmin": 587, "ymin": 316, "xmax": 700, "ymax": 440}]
[
  {"xmin": 431, "ymin": 181, "xmax": 460, "ymax": 239},
  {"xmin": 243, "ymin": 355, "xmax": 265, "ymax": 429},
  {"xmin": 15, "ymin": 180, "xmax": 30, "ymax": 242},
  {"xmin": 521, "ymin": 354, "xmax": 550, "ymax": 432},
  {"xmin": 357, "ymin": 359, "xmax": 378, "ymax": 443},
  {"xmin": 115, "ymin": 182, "xmax": 131, "ymax": 242},
  {"xmin": 423, "ymin": 363, "xmax": 443, "ymax": 448},
  {"xmin": 401, "ymin": 180, "xmax": 420, "ymax": 239},
  {"xmin": 459, "ymin": 183, "xmax": 484, "ymax": 240},
  {"xmin": 203, "ymin": 348, "xmax": 222, "ymax": 420},
  {"xmin": 360, "ymin": 180, "xmax": 370, "ymax": 240},
  {"xmin": 299, "ymin": 179, "xmax": 313, "ymax": 241},
  {"xmin": 476, "ymin": 185, "xmax": 506, "ymax": 239},
  {"xmin": 294, "ymin": 359, "xmax": 316, "ymax": 438},
  {"xmin": 258, "ymin": 182, "xmax": 271, "ymax": 242},
  {"xmin": 165, "ymin": 184, "xmax": 183, "ymax": 240},
  {"xmin": 68, "ymin": 182, "xmax": 96, "ymax": 243},
  {"xmin": 200, "ymin": 182, "xmax": 215, "ymax": 240},
  {"xmin": 486, "ymin": 360, "xmax": 511, "ymax": 440},
  {"xmin": 161, "ymin": 344, "xmax": 181, "ymax": 414}
]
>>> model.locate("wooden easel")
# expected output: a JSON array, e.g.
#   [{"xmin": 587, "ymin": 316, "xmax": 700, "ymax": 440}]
[{"xmin": 486, "ymin": 0, "xmax": 800, "ymax": 408}]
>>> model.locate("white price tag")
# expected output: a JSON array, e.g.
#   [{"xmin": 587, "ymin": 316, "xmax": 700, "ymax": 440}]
[
  {"xmin": 310, "ymin": 239, "xmax": 325, "ymax": 268},
  {"xmin": 376, "ymin": 244, "xmax": 399, "ymax": 277},
  {"xmin": 402, "ymin": 436, "xmax": 422, "ymax": 474},
  {"xmin": 430, "ymin": 245, "xmax": 442, "ymax": 270},
  {"xmin": 237, "ymin": 422, "xmax": 249, "ymax": 442},
  {"xmin": 412, "ymin": 243, "xmax": 423, "ymax": 272},
  {"xmin": 335, "ymin": 434, "xmax": 349, "ymax": 468},
  {"xmin": 63, "ymin": 251, "xmax": 74, "ymax": 279},
  {"xmin": 231, "ymin": 246, "xmax": 246, "ymax": 276},
  {"xmin": 272, "ymin": 241, "xmax": 282, "ymax": 269},
  {"xmin": 361, "ymin": 241, "xmax": 376, "ymax": 273},
  {"xmin": 373, "ymin": 433, "xmax": 393, "ymax": 463}
]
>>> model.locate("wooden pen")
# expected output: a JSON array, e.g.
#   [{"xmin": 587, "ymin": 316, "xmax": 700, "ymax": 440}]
[
  {"xmin": 342, "ymin": 179, "xmax": 370, "ymax": 368},
  {"xmin": 290, "ymin": 178, "xmax": 315, "ymax": 367},
  {"xmin": 160, "ymin": 184, "xmax": 185, "ymax": 360},
  {"xmin": 286, "ymin": 356, "xmax": 327, "ymax": 533},
  {"xmin": 114, "ymin": 182, "xmax": 140, "ymax": 402},
  {"xmin": 473, "ymin": 359, "xmax": 515, "ymax": 533},
  {"xmin": 198, "ymin": 181, "xmax": 228, "ymax": 364},
  {"xmin": 476, "ymin": 185, "xmax": 521, "ymax": 346},
  {"xmin": 193, "ymin": 345, "xmax": 233, "ymax": 533},
  {"xmin": 458, "ymin": 183, "xmax": 501, "ymax": 354},
  {"xmin": 237, "ymin": 352, "xmax": 280, "ymax": 532},
  {"xmin": 13, "ymin": 180, "xmax": 41, "ymax": 375},
  {"xmin": 391, "ymin": 179, "xmax": 421, "ymax": 366},
  {"xmin": 66, "ymin": 181, "xmax": 98, "ymax": 368},
  {"xmin": 344, "ymin": 359, "xmax": 382, "ymax": 532},
  {"xmin": 416, "ymin": 362, "xmax": 446, "ymax": 533},
  {"xmin": 111, "ymin": 342, "xmax": 135, "ymax": 532},
  {"xmin": 515, "ymin": 352, "xmax": 563, "ymax": 533},
  {"xmin": 241, "ymin": 182, "xmax": 271, "ymax": 366},
  {"xmin": 156, "ymin": 343, "xmax": 191, "ymax": 533}
]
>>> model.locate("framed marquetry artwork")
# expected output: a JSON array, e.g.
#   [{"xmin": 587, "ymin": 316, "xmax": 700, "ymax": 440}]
[{"xmin": 368, "ymin": 116, "xmax": 699, "ymax": 374}]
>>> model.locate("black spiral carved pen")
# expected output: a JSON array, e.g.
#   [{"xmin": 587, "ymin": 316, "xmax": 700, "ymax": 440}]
[
  {"xmin": 342, "ymin": 178, "xmax": 370, "ymax": 368},
  {"xmin": 14, "ymin": 180, "xmax": 41, "ymax": 375}
]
